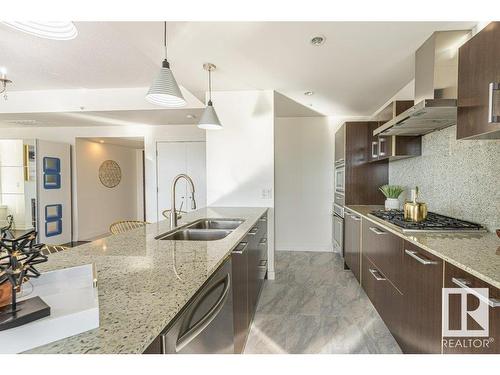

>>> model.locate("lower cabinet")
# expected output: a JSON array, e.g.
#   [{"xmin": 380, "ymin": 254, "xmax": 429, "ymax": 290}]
[
  {"xmin": 344, "ymin": 209, "xmax": 361, "ymax": 282},
  {"xmin": 361, "ymin": 255, "xmax": 405, "ymax": 346},
  {"xmin": 443, "ymin": 262, "xmax": 500, "ymax": 354},
  {"xmin": 401, "ymin": 241, "xmax": 443, "ymax": 354}
]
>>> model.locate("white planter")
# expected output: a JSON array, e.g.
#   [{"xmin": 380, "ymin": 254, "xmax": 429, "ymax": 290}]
[{"xmin": 385, "ymin": 198, "xmax": 400, "ymax": 210}]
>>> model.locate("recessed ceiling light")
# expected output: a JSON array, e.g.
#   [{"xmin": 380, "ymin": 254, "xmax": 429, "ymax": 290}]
[
  {"xmin": 186, "ymin": 114, "xmax": 196, "ymax": 119},
  {"xmin": 310, "ymin": 35, "xmax": 326, "ymax": 46},
  {"xmin": 0, "ymin": 21, "xmax": 78, "ymax": 40},
  {"xmin": 304, "ymin": 91, "xmax": 314, "ymax": 96}
]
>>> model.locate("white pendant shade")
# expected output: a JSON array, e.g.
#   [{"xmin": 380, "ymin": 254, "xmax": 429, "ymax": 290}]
[
  {"xmin": 1, "ymin": 21, "xmax": 78, "ymax": 40},
  {"xmin": 198, "ymin": 102, "xmax": 222, "ymax": 130},
  {"xmin": 146, "ymin": 64, "xmax": 186, "ymax": 107}
]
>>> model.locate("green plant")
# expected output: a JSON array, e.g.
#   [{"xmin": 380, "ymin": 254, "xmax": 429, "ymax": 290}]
[{"xmin": 379, "ymin": 185, "xmax": 404, "ymax": 199}]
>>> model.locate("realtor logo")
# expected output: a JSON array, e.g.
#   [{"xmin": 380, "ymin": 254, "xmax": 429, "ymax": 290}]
[{"xmin": 442, "ymin": 287, "xmax": 489, "ymax": 337}]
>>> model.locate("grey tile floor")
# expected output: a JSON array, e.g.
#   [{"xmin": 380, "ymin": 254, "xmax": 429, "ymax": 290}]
[{"xmin": 244, "ymin": 251, "xmax": 402, "ymax": 354}]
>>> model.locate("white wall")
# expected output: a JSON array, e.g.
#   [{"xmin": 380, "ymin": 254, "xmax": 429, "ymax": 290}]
[
  {"xmin": 206, "ymin": 90, "xmax": 275, "ymax": 278},
  {"xmin": 0, "ymin": 125, "xmax": 205, "ymax": 240},
  {"xmin": 275, "ymin": 117, "xmax": 335, "ymax": 252},
  {"xmin": 75, "ymin": 139, "xmax": 140, "ymax": 240}
]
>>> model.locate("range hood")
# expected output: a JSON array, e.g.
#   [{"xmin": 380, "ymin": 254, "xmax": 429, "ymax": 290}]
[{"xmin": 374, "ymin": 30, "xmax": 471, "ymax": 136}]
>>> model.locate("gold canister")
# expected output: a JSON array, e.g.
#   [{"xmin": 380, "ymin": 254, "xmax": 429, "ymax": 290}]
[
  {"xmin": 403, "ymin": 186, "xmax": 428, "ymax": 222},
  {"xmin": 403, "ymin": 201, "xmax": 428, "ymax": 222}
]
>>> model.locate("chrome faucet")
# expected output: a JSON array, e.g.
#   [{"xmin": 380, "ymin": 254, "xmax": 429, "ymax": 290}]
[{"xmin": 170, "ymin": 174, "xmax": 197, "ymax": 229}]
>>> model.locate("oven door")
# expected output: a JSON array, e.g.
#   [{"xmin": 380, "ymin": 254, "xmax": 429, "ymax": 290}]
[
  {"xmin": 334, "ymin": 165, "xmax": 345, "ymax": 193},
  {"xmin": 332, "ymin": 213, "xmax": 344, "ymax": 254}
]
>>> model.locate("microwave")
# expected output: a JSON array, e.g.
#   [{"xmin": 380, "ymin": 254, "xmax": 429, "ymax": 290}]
[{"xmin": 334, "ymin": 165, "xmax": 345, "ymax": 193}]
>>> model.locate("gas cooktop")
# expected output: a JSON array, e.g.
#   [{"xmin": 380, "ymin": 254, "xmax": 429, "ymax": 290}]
[{"xmin": 369, "ymin": 210, "xmax": 486, "ymax": 233}]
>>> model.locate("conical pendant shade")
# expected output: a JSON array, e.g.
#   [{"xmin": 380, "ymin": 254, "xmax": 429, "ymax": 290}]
[
  {"xmin": 146, "ymin": 61, "xmax": 186, "ymax": 107},
  {"xmin": 198, "ymin": 101, "xmax": 222, "ymax": 130}
]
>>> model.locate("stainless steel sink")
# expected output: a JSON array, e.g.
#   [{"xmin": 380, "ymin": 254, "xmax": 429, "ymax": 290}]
[
  {"xmin": 157, "ymin": 228, "xmax": 232, "ymax": 241},
  {"xmin": 186, "ymin": 218, "xmax": 244, "ymax": 230}
]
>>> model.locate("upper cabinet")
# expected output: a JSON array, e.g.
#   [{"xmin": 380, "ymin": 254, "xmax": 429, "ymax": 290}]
[
  {"xmin": 457, "ymin": 22, "xmax": 500, "ymax": 139},
  {"xmin": 370, "ymin": 101, "xmax": 422, "ymax": 161}
]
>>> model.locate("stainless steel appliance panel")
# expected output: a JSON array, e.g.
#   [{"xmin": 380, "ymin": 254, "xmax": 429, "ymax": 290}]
[{"xmin": 161, "ymin": 258, "xmax": 234, "ymax": 354}]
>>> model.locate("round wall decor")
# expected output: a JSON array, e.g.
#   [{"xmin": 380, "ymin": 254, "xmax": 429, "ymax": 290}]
[{"xmin": 99, "ymin": 160, "xmax": 121, "ymax": 188}]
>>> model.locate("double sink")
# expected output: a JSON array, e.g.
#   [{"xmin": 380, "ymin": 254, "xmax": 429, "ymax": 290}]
[{"xmin": 155, "ymin": 218, "xmax": 245, "ymax": 241}]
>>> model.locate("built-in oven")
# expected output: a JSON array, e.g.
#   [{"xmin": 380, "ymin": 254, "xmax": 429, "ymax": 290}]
[{"xmin": 332, "ymin": 203, "xmax": 344, "ymax": 254}]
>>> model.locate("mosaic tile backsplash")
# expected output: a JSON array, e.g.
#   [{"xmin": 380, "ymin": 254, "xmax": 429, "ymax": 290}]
[{"xmin": 389, "ymin": 125, "xmax": 500, "ymax": 232}]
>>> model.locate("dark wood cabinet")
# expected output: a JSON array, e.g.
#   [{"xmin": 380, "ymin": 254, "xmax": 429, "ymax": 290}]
[
  {"xmin": 342, "ymin": 121, "xmax": 388, "ymax": 205},
  {"xmin": 362, "ymin": 219, "xmax": 403, "ymax": 291},
  {"xmin": 401, "ymin": 241, "xmax": 443, "ymax": 354},
  {"xmin": 361, "ymin": 254, "xmax": 405, "ymax": 347},
  {"xmin": 344, "ymin": 209, "xmax": 361, "ymax": 282},
  {"xmin": 443, "ymin": 262, "xmax": 500, "ymax": 354},
  {"xmin": 370, "ymin": 101, "xmax": 422, "ymax": 161},
  {"xmin": 457, "ymin": 22, "xmax": 500, "ymax": 140}
]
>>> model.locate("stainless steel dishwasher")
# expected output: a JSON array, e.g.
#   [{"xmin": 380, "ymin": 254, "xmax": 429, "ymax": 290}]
[{"xmin": 160, "ymin": 258, "xmax": 234, "ymax": 354}]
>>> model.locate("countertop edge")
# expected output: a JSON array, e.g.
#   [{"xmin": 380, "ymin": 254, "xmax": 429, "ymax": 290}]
[{"xmin": 345, "ymin": 205, "xmax": 500, "ymax": 289}]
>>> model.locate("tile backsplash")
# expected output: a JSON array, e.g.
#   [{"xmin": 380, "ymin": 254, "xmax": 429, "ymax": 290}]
[{"xmin": 389, "ymin": 125, "xmax": 500, "ymax": 232}]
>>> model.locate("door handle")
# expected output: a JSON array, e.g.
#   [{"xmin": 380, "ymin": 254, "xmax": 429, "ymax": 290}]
[
  {"xmin": 172, "ymin": 274, "xmax": 231, "ymax": 352},
  {"xmin": 232, "ymin": 241, "xmax": 248, "ymax": 254},
  {"xmin": 488, "ymin": 82, "xmax": 500, "ymax": 123},
  {"xmin": 404, "ymin": 249, "xmax": 438, "ymax": 265},
  {"xmin": 369, "ymin": 227, "xmax": 386, "ymax": 235},
  {"xmin": 369, "ymin": 268, "xmax": 386, "ymax": 281},
  {"xmin": 451, "ymin": 277, "xmax": 500, "ymax": 308}
]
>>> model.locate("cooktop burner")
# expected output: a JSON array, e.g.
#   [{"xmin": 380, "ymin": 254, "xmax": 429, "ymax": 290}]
[{"xmin": 369, "ymin": 210, "xmax": 486, "ymax": 233}]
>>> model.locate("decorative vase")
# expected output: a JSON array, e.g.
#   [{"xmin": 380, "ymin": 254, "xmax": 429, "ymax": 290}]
[{"xmin": 385, "ymin": 198, "xmax": 400, "ymax": 210}]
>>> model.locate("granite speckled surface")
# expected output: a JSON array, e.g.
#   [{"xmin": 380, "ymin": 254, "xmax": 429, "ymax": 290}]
[
  {"xmin": 24, "ymin": 207, "xmax": 268, "ymax": 354},
  {"xmin": 389, "ymin": 125, "xmax": 500, "ymax": 231},
  {"xmin": 346, "ymin": 205, "xmax": 500, "ymax": 289}
]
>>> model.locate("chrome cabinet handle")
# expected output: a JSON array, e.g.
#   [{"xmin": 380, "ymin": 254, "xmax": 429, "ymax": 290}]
[
  {"xmin": 371, "ymin": 141, "xmax": 378, "ymax": 158},
  {"xmin": 379, "ymin": 138, "xmax": 386, "ymax": 156},
  {"xmin": 232, "ymin": 241, "xmax": 248, "ymax": 254},
  {"xmin": 248, "ymin": 227, "xmax": 259, "ymax": 235},
  {"xmin": 173, "ymin": 274, "xmax": 231, "ymax": 352},
  {"xmin": 259, "ymin": 238, "xmax": 267, "ymax": 245},
  {"xmin": 404, "ymin": 249, "xmax": 438, "ymax": 265},
  {"xmin": 259, "ymin": 260, "xmax": 267, "ymax": 267},
  {"xmin": 345, "ymin": 212, "xmax": 361, "ymax": 221},
  {"xmin": 259, "ymin": 217, "xmax": 267, "ymax": 222},
  {"xmin": 369, "ymin": 268, "xmax": 386, "ymax": 281},
  {"xmin": 369, "ymin": 227, "xmax": 386, "ymax": 235},
  {"xmin": 451, "ymin": 277, "xmax": 500, "ymax": 308},
  {"xmin": 335, "ymin": 158, "xmax": 345, "ymax": 165},
  {"xmin": 488, "ymin": 82, "xmax": 500, "ymax": 123}
]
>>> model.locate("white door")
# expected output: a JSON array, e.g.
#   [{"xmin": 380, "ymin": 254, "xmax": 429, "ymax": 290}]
[
  {"xmin": 156, "ymin": 142, "xmax": 206, "ymax": 222},
  {"xmin": 36, "ymin": 140, "xmax": 72, "ymax": 245}
]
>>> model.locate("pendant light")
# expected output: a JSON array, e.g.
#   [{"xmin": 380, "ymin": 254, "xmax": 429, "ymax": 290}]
[
  {"xmin": 198, "ymin": 63, "xmax": 222, "ymax": 130},
  {"xmin": 0, "ymin": 21, "xmax": 78, "ymax": 40},
  {"xmin": 146, "ymin": 22, "xmax": 186, "ymax": 107}
]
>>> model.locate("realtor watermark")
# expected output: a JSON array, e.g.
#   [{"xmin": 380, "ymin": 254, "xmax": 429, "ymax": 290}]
[{"xmin": 442, "ymin": 287, "xmax": 493, "ymax": 350}]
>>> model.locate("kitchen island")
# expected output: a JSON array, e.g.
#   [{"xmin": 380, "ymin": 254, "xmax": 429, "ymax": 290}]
[{"xmin": 25, "ymin": 207, "xmax": 268, "ymax": 354}]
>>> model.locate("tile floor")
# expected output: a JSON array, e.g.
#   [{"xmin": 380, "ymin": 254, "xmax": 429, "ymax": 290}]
[{"xmin": 244, "ymin": 251, "xmax": 402, "ymax": 354}]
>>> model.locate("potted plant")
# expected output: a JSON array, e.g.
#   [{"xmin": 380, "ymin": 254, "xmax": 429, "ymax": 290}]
[{"xmin": 379, "ymin": 185, "xmax": 404, "ymax": 210}]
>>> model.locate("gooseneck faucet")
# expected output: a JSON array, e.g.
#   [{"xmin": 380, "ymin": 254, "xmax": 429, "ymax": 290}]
[{"xmin": 170, "ymin": 174, "xmax": 196, "ymax": 229}]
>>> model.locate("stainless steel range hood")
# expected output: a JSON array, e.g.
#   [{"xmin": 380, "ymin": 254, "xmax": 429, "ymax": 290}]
[{"xmin": 374, "ymin": 30, "xmax": 471, "ymax": 136}]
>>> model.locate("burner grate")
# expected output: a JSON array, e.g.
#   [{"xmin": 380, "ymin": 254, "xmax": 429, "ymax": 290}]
[{"xmin": 370, "ymin": 210, "xmax": 484, "ymax": 231}]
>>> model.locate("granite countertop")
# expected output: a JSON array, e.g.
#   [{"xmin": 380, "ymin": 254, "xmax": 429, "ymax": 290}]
[
  {"xmin": 346, "ymin": 205, "xmax": 500, "ymax": 289},
  {"xmin": 25, "ymin": 206, "xmax": 268, "ymax": 354}
]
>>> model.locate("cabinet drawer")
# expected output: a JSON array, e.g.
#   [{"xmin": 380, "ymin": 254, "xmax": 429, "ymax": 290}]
[
  {"xmin": 362, "ymin": 219, "xmax": 403, "ymax": 290},
  {"xmin": 443, "ymin": 262, "xmax": 500, "ymax": 354},
  {"xmin": 361, "ymin": 255, "xmax": 404, "ymax": 345},
  {"xmin": 402, "ymin": 241, "xmax": 443, "ymax": 353}
]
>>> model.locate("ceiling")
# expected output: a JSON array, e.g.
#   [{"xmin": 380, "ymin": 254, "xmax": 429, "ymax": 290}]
[
  {"xmin": 0, "ymin": 108, "xmax": 204, "ymax": 127},
  {"xmin": 82, "ymin": 137, "xmax": 144, "ymax": 149},
  {"xmin": 0, "ymin": 21, "xmax": 477, "ymax": 116}
]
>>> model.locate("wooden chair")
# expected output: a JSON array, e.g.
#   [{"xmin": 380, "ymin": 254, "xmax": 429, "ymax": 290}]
[
  {"xmin": 40, "ymin": 244, "xmax": 70, "ymax": 256},
  {"xmin": 109, "ymin": 220, "xmax": 149, "ymax": 235}
]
